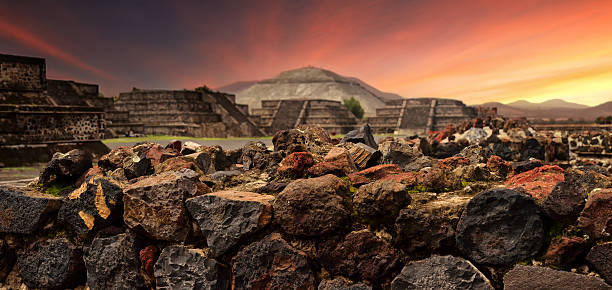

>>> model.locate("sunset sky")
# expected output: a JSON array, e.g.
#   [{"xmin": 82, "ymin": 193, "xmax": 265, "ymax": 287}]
[{"xmin": 1, "ymin": 0, "xmax": 612, "ymax": 106}]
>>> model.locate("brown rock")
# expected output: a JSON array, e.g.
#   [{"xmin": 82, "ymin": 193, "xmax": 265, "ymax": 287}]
[
  {"xmin": 354, "ymin": 180, "xmax": 409, "ymax": 221},
  {"xmin": 145, "ymin": 144, "xmax": 180, "ymax": 167},
  {"xmin": 503, "ymin": 265, "xmax": 612, "ymax": 290},
  {"xmin": 348, "ymin": 143, "xmax": 382, "ymax": 170},
  {"xmin": 99, "ymin": 146, "xmax": 133, "ymax": 170},
  {"xmin": 348, "ymin": 164, "xmax": 402, "ymax": 186},
  {"xmin": 586, "ymin": 242, "xmax": 612, "ymax": 284},
  {"xmin": 153, "ymin": 157, "xmax": 202, "ymax": 175},
  {"xmin": 543, "ymin": 236, "xmax": 588, "ymax": 266},
  {"xmin": 486, "ymin": 155, "xmax": 511, "ymax": 179},
  {"xmin": 395, "ymin": 208, "xmax": 455, "ymax": 258},
  {"xmin": 380, "ymin": 172, "xmax": 419, "ymax": 187},
  {"xmin": 578, "ymin": 188, "xmax": 612, "ymax": 239},
  {"xmin": 277, "ymin": 152, "xmax": 315, "ymax": 177}
]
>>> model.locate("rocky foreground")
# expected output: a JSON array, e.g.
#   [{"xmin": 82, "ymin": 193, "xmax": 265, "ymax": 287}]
[{"xmin": 0, "ymin": 124, "xmax": 611, "ymax": 290}]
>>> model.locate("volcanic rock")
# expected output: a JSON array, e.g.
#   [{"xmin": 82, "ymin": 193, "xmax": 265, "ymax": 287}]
[
  {"xmin": 512, "ymin": 158, "xmax": 543, "ymax": 174},
  {"xmin": 505, "ymin": 165, "xmax": 565, "ymax": 200},
  {"xmin": 185, "ymin": 190, "xmax": 274, "ymax": 256},
  {"xmin": 503, "ymin": 265, "xmax": 611, "ymax": 290},
  {"xmin": 232, "ymin": 233, "xmax": 315, "ymax": 289},
  {"xmin": 431, "ymin": 142, "xmax": 462, "ymax": 159},
  {"xmin": 318, "ymin": 278, "xmax": 372, "ymax": 290},
  {"xmin": 578, "ymin": 188, "xmax": 612, "ymax": 239},
  {"xmin": 486, "ymin": 155, "xmax": 511, "ymax": 179},
  {"xmin": 273, "ymin": 125, "xmax": 333, "ymax": 157},
  {"xmin": 0, "ymin": 186, "xmax": 62, "ymax": 234},
  {"xmin": 348, "ymin": 143, "xmax": 382, "ymax": 170},
  {"xmin": 181, "ymin": 141, "xmax": 201, "ymax": 155},
  {"xmin": 342, "ymin": 124, "xmax": 377, "ymax": 149},
  {"xmin": 154, "ymin": 156, "xmax": 202, "ymax": 175},
  {"xmin": 459, "ymin": 144, "xmax": 490, "ymax": 164},
  {"xmin": 84, "ymin": 233, "xmax": 146, "ymax": 289},
  {"xmin": 379, "ymin": 139, "xmax": 423, "ymax": 169},
  {"xmin": 277, "ymin": 151, "xmax": 315, "ymax": 177},
  {"xmin": 273, "ymin": 174, "xmax": 350, "ymax": 236},
  {"xmin": 144, "ymin": 144, "xmax": 180, "ymax": 167},
  {"xmin": 520, "ymin": 137, "xmax": 545, "ymax": 160},
  {"xmin": 183, "ymin": 152, "xmax": 212, "ymax": 174},
  {"xmin": 154, "ymin": 245, "xmax": 228, "ymax": 290},
  {"xmin": 586, "ymin": 242, "xmax": 612, "ymax": 284},
  {"xmin": 391, "ymin": 255, "xmax": 493, "ymax": 290},
  {"xmin": 353, "ymin": 180, "xmax": 409, "ymax": 222},
  {"xmin": 17, "ymin": 238, "xmax": 85, "ymax": 289},
  {"xmin": 0, "ymin": 240, "xmax": 15, "ymax": 283},
  {"xmin": 456, "ymin": 188, "xmax": 545, "ymax": 265},
  {"xmin": 395, "ymin": 208, "xmax": 455, "ymax": 258},
  {"xmin": 122, "ymin": 153, "xmax": 151, "ymax": 179},
  {"xmin": 98, "ymin": 146, "xmax": 133, "ymax": 170},
  {"xmin": 543, "ymin": 236, "xmax": 588, "ymax": 266},
  {"xmin": 39, "ymin": 149, "xmax": 93, "ymax": 185},
  {"xmin": 123, "ymin": 169, "xmax": 203, "ymax": 241},
  {"xmin": 139, "ymin": 245, "xmax": 158, "ymax": 277},
  {"xmin": 241, "ymin": 141, "xmax": 270, "ymax": 170},
  {"xmin": 318, "ymin": 229, "xmax": 399, "ymax": 282},
  {"xmin": 58, "ymin": 176, "xmax": 124, "ymax": 235},
  {"xmin": 347, "ymin": 164, "xmax": 402, "ymax": 186}
]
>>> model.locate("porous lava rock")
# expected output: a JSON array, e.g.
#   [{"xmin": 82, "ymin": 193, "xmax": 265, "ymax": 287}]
[
  {"xmin": 503, "ymin": 265, "xmax": 612, "ymax": 290},
  {"xmin": 122, "ymin": 154, "xmax": 151, "ymax": 180},
  {"xmin": 318, "ymin": 277, "xmax": 372, "ymax": 290},
  {"xmin": 154, "ymin": 157, "xmax": 202, "ymax": 175},
  {"xmin": 543, "ymin": 236, "xmax": 588, "ymax": 266},
  {"xmin": 456, "ymin": 188, "xmax": 545, "ymax": 265},
  {"xmin": 39, "ymin": 149, "xmax": 92, "ymax": 185},
  {"xmin": 232, "ymin": 233, "xmax": 315, "ymax": 290},
  {"xmin": 277, "ymin": 151, "xmax": 314, "ymax": 177},
  {"xmin": 58, "ymin": 176, "xmax": 124, "ymax": 235},
  {"xmin": 586, "ymin": 242, "xmax": 612, "ymax": 284},
  {"xmin": 342, "ymin": 124, "xmax": 378, "ymax": 149},
  {"xmin": 123, "ymin": 169, "xmax": 203, "ymax": 241},
  {"xmin": 241, "ymin": 141, "xmax": 271, "ymax": 170},
  {"xmin": 486, "ymin": 155, "xmax": 512, "ymax": 179},
  {"xmin": 431, "ymin": 142, "xmax": 463, "ymax": 159},
  {"xmin": 154, "ymin": 245, "xmax": 228, "ymax": 290},
  {"xmin": 353, "ymin": 180, "xmax": 409, "ymax": 221},
  {"xmin": 505, "ymin": 165, "xmax": 565, "ymax": 200},
  {"xmin": 318, "ymin": 229, "xmax": 399, "ymax": 282},
  {"xmin": 379, "ymin": 139, "xmax": 424, "ymax": 170},
  {"xmin": 98, "ymin": 146, "xmax": 133, "ymax": 170},
  {"xmin": 17, "ymin": 238, "xmax": 85, "ymax": 290},
  {"xmin": 0, "ymin": 240, "xmax": 15, "ymax": 282},
  {"xmin": 182, "ymin": 152, "xmax": 212, "ymax": 174},
  {"xmin": 395, "ymin": 208, "xmax": 455, "ymax": 258},
  {"xmin": 144, "ymin": 144, "xmax": 180, "ymax": 167},
  {"xmin": 0, "ymin": 186, "xmax": 62, "ymax": 234},
  {"xmin": 348, "ymin": 164, "xmax": 402, "ymax": 186},
  {"xmin": 512, "ymin": 158, "xmax": 543, "ymax": 174},
  {"xmin": 308, "ymin": 147, "xmax": 358, "ymax": 177},
  {"xmin": 391, "ymin": 255, "xmax": 493, "ymax": 290},
  {"xmin": 185, "ymin": 190, "xmax": 274, "ymax": 256},
  {"xmin": 274, "ymin": 174, "xmax": 350, "ymax": 236},
  {"xmin": 459, "ymin": 145, "xmax": 491, "ymax": 164},
  {"xmin": 578, "ymin": 188, "xmax": 612, "ymax": 239},
  {"xmin": 139, "ymin": 245, "xmax": 158, "ymax": 276},
  {"xmin": 273, "ymin": 125, "xmax": 333, "ymax": 157},
  {"xmin": 83, "ymin": 233, "xmax": 146, "ymax": 289}
]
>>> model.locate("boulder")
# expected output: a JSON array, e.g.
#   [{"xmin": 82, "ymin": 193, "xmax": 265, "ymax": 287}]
[
  {"xmin": 456, "ymin": 188, "xmax": 545, "ymax": 265},
  {"xmin": 503, "ymin": 265, "xmax": 611, "ymax": 290},
  {"xmin": 318, "ymin": 229, "xmax": 399, "ymax": 282},
  {"xmin": 347, "ymin": 164, "xmax": 402, "ymax": 186},
  {"xmin": 154, "ymin": 157, "xmax": 202, "ymax": 175},
  {"xmin": 379, "ymin": 139, "xmax": 424, "ymax": 169},
  {"xmin": 232, "ymin": 233, "xmax": 315, "ymax": 290},
  {"xmin": 122, "ymin": 154, "xmax": 151, "ymax": 179},
  {"xmin": 183, "ymin": 152, "xmax": 212, "ymax": 174},
  {"xmin": 98, "ymin": 146, "xmax": 133, "ymax": 170},
  {"xmin": 505, "ymin": 165, "xmax": 565, "ymax": 200},
  {"xmin": 418, "ymin": 167, "xmax": 459, "ymax": 192},
  {"xmin": 395, "ymin": 208, "xmax": 455, "ymax": 258},
  {"xmin": 17, "ymin": 238, "xmax": 85, "ymax": 289},
  {"xmin": 277, "ymin": 152, "xmax": 315, "ymax": 177},
  {"xmin": 318, "ymin": 278, "xmax": 372, "ymax": 290},
  {"xmin": 342, "ymin": 124, "xmax": 377, "ymax": 149},
  {"xmin": 185, "ymin": 190, "xmax": 274, "ymax": 256},
  {"xmin": 39, "ymin": 149, "xmax": 93, "ymax": 185},
  {"xmin": 165, "ymin": 140, "xmax": 182, "ymax": 152},
  {"xmin": 459, "ymin": 145, "xmax": 491, "ymax": 164},
  {"xmin": 543, "ymin": 236, "xmax": 588, "ymax": 266},
  {"xmin": 123, "ymin": 169, "xmax": 203, "ymax": 241},
  {"xmin": 432, "ymin": 142, "xmax": 462, "ymax": 159},
  {"xmin": 520, "ymin": 138, "xmax": 545, "ymax": 161},
  {"xmin": 0, "ymin": 186, "xmax": 62, "ymax": 234},
  {"xmin": 273, "ymin": 125, "xmax": 333, "ymax": 157},
  {"xmin": 391, "ymin": 255, "xmax": 493, "ymax": 290},
  {"xmin": 144, "ymin": 144, "xmax": 180, "ymax": 167},
  {"xmin": 181, "ymin": 141, "xmax": 201, "ymax": 155},
  {"xmin": 58, "ymin": 176, "xmax": 124, "ymax": 235},
  {"xmin": 273, "ymin": 174, "xmax": 350, "ymax": 236},
  {"xmin": 353, "ymin": 180, "xmax": 409, "ymax": 222},
  {"xmin": 586, "ymin": 242, "xmax": 612, "ymax": 284},
  {"xmin": 578, "ymin": 188, "xmax": 612, "ymax": 239},
  {"xmin": 75, "ymin": 165, "xmax": 102, "ymax": 187},
  {"xmin": 348, "ymin": 143, "xmax": 382, "ymax": 170},
  {"xmin": 241, "ymin": 141, "xmax": 271, "ymax": 170},
  {"xmin": 308, "ymin": 147, "xmax": 358, "ymax": 177},
  {"xmin": 200, "ymin": 145, "xmax": 231, "ymax": 172},
  {"xmin": 154, "ymin": 245, "xmax": 228, "ymax": 290},
  {"xmin": 380, "ymin": 172, "xmax": 419, "ymax": 187},
  {"xmin": 209, "ymin": 170, "xmax": 241, "ymax": 182},
  {"xmin": 83, "ymin": 233, "xmax": 146, "ymax": 289}
]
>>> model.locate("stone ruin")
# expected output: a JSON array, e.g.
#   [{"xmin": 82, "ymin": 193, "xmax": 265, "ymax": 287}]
[
  {"xmin": 249, "ymin": 99, "xmax": 359, "ymax": 135},
  {"xmin": 106, "ymin": 89, "xmax": 263, "ymax": 138},
  {"xmin": 0, "ymin": 124, "xmax": 610, "ymax": 289},
  {"xmin": 0, "ymin": 53, "xmax": 109, "ymax": 166}
]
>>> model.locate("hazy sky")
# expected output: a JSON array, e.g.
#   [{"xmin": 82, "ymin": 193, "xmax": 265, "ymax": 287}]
[{"xmin": 1, "ymin": 0, "xmax": 612, "ymax": 105}]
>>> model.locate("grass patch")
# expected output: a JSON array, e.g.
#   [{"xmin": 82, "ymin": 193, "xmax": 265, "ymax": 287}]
[{"xmin": 103, "ymin": 135, "xmax": 274, "ymax": 144}]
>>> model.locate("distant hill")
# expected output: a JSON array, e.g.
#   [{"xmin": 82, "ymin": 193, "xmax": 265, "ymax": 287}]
[
  {"xmin": 215, "ymin": 66, "xmax": 402, "ymax": 117},
  {"xmin": 477, "ymin": 100, "xmax": 612, "ymax": 121}
]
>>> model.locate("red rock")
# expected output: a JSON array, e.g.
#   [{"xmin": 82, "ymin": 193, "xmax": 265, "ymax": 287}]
[
  {"xmin": 437, "ymin": 156, "xmax": 470, "ymax": 170},
  {"xmin": 505, "ymin": 165, "xmax": 565, "ymax": 200},
  {"xmin": 486, "ymin": 155, "xmax": 511, "ymax": 178},
  {"xmin": 145, "ymin": 144, "xmax": 180, "ymax": 167},
  {"xmin": 348, "ymin": 164, "xmax": 402, "ymax": 186},
  {"xmin": 418, "ymin": 168, "xmax": 459, "ymax": 192},
  {"xmin": 165, "ymin": 140, "xmax": 182, "ymax": 152},
  {"xmin": 98, "ymin": 146, "xmax": 133, "ymax": 170},
  {"xmin": 578, "ymin": 188, "xmax": 612, "ymax": 239},
  {"xmin": 543, "ymin": 236, "xmax": 587, "ymax": 266},
  {"xmin": 380, "ymin": 172, "xmax": 419, "ymax": 187},
  {"xmin": 139, "ymin": 245, "xmax": 158, "ymax": 276},
  {"xmin": 153, "ymin": 157, "xmax": 202, "ymax": 175},
  {"xmin": 307, "ymin": 161, "xmax": 351, "ymax": 177},
  {"xmin": 75, "ymin": 166, "xmax": 102, "ymax": 187},
  {"xmin": 277, "ymin": 152, "xmax": 315, "ymax": 177}
]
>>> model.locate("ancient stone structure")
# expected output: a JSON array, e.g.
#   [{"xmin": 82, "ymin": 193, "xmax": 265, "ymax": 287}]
[
  {"xmin": 107, "ymin": 89, "xmax": 263, "ymax": 137},
  {"xmin": 0, "ymin": 53, "xmax": 108, "ymax": 166},
  {"xmin": 250, "ymin": 99, "xmax": 359, "ymax": 135},
  {"xmin": 369, "ymin": 98, "xmax": 478, "ymax": 135}
]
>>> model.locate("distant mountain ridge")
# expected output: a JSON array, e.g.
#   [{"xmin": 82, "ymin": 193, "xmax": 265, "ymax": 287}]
[
  {"xmin": 477, "ymin": 100, "xmax": 612, "ymax": 121},
  {"xmin": 506, "ymin": 99, "xmax": 589, "ymax": 110}
]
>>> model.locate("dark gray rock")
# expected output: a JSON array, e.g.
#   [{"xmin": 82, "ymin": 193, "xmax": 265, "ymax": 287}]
[
  {"xmin": 379, "ymin": 140, "xmax": 422, "ymax": 169},
  {"xmin": 503, "ymin": 265, "xmax": 611, "ymax": 290},
  {"xmin": 232, "ymin": 233, "xmax": 315, "ymax": 289},
  {"xmin": 17, "ymin": 238, "xmax": 85, "ymax": 290},
  {"xmin": 587, "ymin": 242, "xmax": 612, "ymax": 284},
  {"xmin": 520, "ymin": 138, "xmax": 545, "ymax": 161},
  {"xmin": 154, "ymin": 245, "xmax": 228, "ymax": 290},
  {"xmin": 348, "ymin": 143, "xmax": 382, "ymax": 170},
  {"xmin": 432, "ymin": 142, "xmax": 462, "ymax": 159},
  {"xmin": 84, "ymin": 233, "xmax": 146, "ymax": 289},
  {"xmin": 318, "ymin": 278, "xmax": 372, "ymax": 290},
  {"xmin": 184, "ymin": 151, "xmax": 212, "ymax": 174},
  {"xmin": 456, "ymin": 188, "xmax": 545, "ymax": 265},
  {"xmin": 342, "ymin": 124, "xmax": 378, "ymax": 150},
  {"xmin": 209, "ymin": 170, "xmax": 241, "ymax": 182},
  {"xmin": 0, "ymin": 186, "xmax": 62, "ymax": 234},
  {"xmin": 395, "ymin": 208, "xmax": 455, "ymax": 258},
  {"xmin": 122, "ymin": 153, "xmax": 151, "ymax": 180},
  {"xmin": 512, "ymin": 158, "xmax": 543, "ymax": 174},
  {"xmin": 240, "ymin": 141, "xmax": 270, "ymax": 170},
  {"xmin": 39, "ymin": 149, "xmax": 92, "ymax": 184},
  {"xmin": 353, "ymin": 180, "xmax": 409, "ymax": 222},
  {"xmin": 185, "ymin": 190, "xmax": 274, "ymax": 256},
  {"xmin": 0, "ymin": 239, "xmax": 15, "ymax": 283},
  {"xmin": 58, "ymin": 176, "xmax": 123, "ymax": 235},
  {"xmin": 391, "ymin": 255, "xmax": 493, "ymax": 290}
]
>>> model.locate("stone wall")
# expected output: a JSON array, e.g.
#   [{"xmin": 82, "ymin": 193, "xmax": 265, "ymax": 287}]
[{"xmin": 0, "ymin": 54, "xmax": 45, "ymax": 92}]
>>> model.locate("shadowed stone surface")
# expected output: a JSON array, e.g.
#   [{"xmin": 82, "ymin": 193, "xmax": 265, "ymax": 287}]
[
  {"xmin": 232, "ymin": 233, "xmax": 315, "ymax": 290},
  {"xmin": 342, "ymin": 124, "xmax": 378, "ymax": 149},
  {"xmin": 17, "ymin": 238, "xmax": 85, "ymax": 290},
  {"xmin": 391, "ymin": 255, "xmax": 493, "ymax": 290},
  {"xmin": 348, "ymin": 143, "xmax": 382, "ymax": 170},
  {"xmin": 185, "ymin": 190, "xmax": 274, "ymax": 256},
  {"xmin": 354, "ymin": 180, "xmax": 409, "ymax": 221},
  {"xmin": 39, "ymin": 149, "xmax": 92, "ymax": 184},
  {"xmin": 395, "ymin": 208, "xmax": 455, "ymax": 258},
  {"xmin": 0, "ymin": 186, "xmax": 62, "ymax": 234},
  {"xmin": 456, "ymin": 188, "xmax": 545, "ymax": 265},
  {"xmin": 379, "ymin": 139, "xmax": 423, "ymax": 170},
  {"xmin": 154, "ymin": 245, "xmax": 228, "ymax": 290},
  {"xmin": 503, "ymin": 265, "xmax": 612, "ymax": 290},
  {"xmin": 274, "ymin": 174, "xmax": 350, "ymax": 236},
  {"xmin": 578, "ymin": 188, "xmax": 612, "ymax": 239},
  {"xmin": 0, "ymin": 240, "xmax": 15, "ymax": 282},
  {"xmin": 123, "ymin": 169, "xmax": 203, "ymax": 242},
  {"xmin": 84, "ymin": 233, "xmax": 146, "ymax": 290},
  {"xmin": 58, "ymin": 176, "xmax": 124, "ymax": 235},
  {"xmin": 543, "ymin": 236, "xmax": 587, "ymax": 266},
  {"xmin": 347, "ymin": 164, "xmax": 402, "ymax": 186},
  {"xmin": 587, "ymin": 242, "xmax": 612, "ymax": 285},
  {"xmin": 318, "ymin": 278, "xmax": 372, "ymax": 290}
]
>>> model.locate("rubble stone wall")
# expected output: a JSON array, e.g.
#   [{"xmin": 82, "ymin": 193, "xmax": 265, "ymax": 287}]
[{"xmin": 0, "ymin": 54, "xmax": 45, "ymax": 92}]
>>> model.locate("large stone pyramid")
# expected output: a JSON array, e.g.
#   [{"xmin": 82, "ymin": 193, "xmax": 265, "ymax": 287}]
[{"xmin": 233, "ymin": 67, "xmax": 400, "ymax": 117}]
